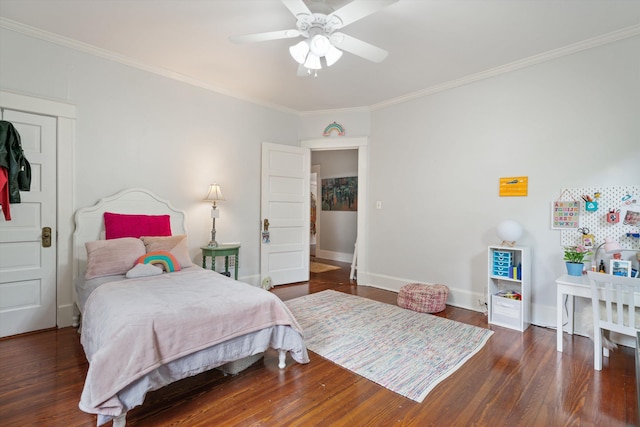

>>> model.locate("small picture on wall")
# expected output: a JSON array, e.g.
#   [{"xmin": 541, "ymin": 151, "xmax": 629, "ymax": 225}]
[
  {"xmin": 321, "ymin": 177, "xmax": 357, "ymax": 211},
  {"xmin": 622, "ymin": 204, "xmax": 640, "ymax": 227},
  {"xmin": 610, "ymin": 260, "xmax": 632, "ymax": 277}
]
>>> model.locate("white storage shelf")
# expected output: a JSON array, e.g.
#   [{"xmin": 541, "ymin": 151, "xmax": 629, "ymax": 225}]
[{"xmin": 487, "ymin": 245, "xmax": 531, "ymax": 332}]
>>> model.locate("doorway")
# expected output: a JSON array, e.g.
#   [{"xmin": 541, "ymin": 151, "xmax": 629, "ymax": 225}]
[
  {"xmin": 310, "ymin": 149, "xmax": 358, "ymax": 264},
  {"xmin": 301, "ymin": 137, "xmax": 368, "ymax": 282},
  {"xmin": 0, "ymin": 90, "xmax": 76, "ymax": 334}
]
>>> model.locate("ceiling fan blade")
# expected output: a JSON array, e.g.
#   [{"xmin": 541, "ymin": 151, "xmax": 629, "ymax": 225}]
[
  {"xmin": 328, "ymin": 0, "xmax": 398, "ymax": 28},
  {"xmin": 331, "ymin": 32, "xmax": 388, "ymax": 63},
  {"xmin": 229, "ymin": 29, "xmax": 301, "ymax": 44},
  {"xmin": 280, "ymin": 0, "xmax": 312, "ymax": 18}
]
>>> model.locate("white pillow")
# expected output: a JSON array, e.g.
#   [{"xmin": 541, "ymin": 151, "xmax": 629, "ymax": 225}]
[{"xmin": 126, "ymin": 263, "xmax": 163, "ymax": 278}]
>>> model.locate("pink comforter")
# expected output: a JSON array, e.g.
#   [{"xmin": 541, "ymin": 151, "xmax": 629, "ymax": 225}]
[{"xmin": 79, "ymin": 268, "xmax": 308, "ymax": 417}]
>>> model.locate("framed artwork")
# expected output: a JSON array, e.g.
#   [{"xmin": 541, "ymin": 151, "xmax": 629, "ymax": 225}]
[
  {"xmin": 610, "ymin": 260, "xmax": 632, "ymax": 277},
  {"xmin": 321, "ymin": 177, "xmax": 357, "ymax": 211},
  {"xmin": 552, "ymin": 201, "xmax": 580, "ymax": 229},
  {"xmin": 499, "ymin": 176, "xmax": 528, "ymax": 197},
  {"xmin": 622, "ymin": 202, "xmax": 640, "ymax": 227}
]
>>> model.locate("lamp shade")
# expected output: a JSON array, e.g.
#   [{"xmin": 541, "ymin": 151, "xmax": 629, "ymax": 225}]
[
  {"xmin": 303, "ymin": 53, "xmax": 322, "ymax": 70},
  {"xmin": 496, "ymin": 220, "xmax": 523, "ymax": 245},
  {"xmin": 604, "ymin": 238, "xmax": 623, "ymax": 254},
  {"xmin": 204, "ymin": 183, "xmax": 225, "ymax": 203},
  {"xmin": 324, "ymin": 44, "xmax": 343, "ymax": 66},
  {"xmin": 289, "ymin": 40, "xmax": 309, "ymax": 64}
]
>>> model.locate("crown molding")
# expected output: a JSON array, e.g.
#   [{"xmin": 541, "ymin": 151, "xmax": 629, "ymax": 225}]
[
  {"xmin": 370, "ymin": 24, "xmax": 640, "ymax": 112},
  {"xmin": 2, "ymin": 17, "xmax": 638, "ymax": 115},
  {"xmin": 0, "ymin": 17, "xmax": 298, "ymax": 115}
]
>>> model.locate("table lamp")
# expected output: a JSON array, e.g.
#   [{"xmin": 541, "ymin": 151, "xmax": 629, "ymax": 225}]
[
  {"xmin": 203, "ymin": 183, "xmax": 224, "ymax": 247},
  {"xmin": 496, "ymin": 220, "xmax": 523, "ymax": 247},
  {"xmin": 593, "ymin": 237, "xmax": 640, "ymax": 277}
]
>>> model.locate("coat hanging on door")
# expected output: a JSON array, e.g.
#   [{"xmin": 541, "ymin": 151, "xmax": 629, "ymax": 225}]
[{"xmin": 0, "ymin": 120, "xmax": 32, "ymax": 220}]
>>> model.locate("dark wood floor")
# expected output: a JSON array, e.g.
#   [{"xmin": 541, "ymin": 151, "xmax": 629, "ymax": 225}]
[{"xmin": 0, "ymin": 259, "xmax": 637, "ymax": 426}]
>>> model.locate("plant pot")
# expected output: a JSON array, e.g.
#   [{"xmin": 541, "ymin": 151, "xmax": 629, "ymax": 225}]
[{"xmin": 566, "ymin": 262, "xmax": 584, "ymax": 276}]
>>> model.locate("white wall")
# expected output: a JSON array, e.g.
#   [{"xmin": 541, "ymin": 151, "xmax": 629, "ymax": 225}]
[
  {"xmin": 367, "ymin": 35, "xmax": 640, "ymax": 326},
  {"xmin": 0, "ymin": 28, "xmax": 299, "ymax": 313},
  {"xmin": 298, "ymin": 110, "xmax": 370, "ymax": 140}
]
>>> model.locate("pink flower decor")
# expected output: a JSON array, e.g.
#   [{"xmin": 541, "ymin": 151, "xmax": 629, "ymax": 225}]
[{"xmin": 563, "ymin": 245, "xmax": 592, "ymax": 263}]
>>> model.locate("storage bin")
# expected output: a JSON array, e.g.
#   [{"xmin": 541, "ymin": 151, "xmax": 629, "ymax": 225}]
[
  {"xmin": 491, "ymin": 295, "xmax": 521, "ymax": 329},
  {"xmin": 492, "ymin": 266, "xmax": 511, "ymax": 277}
]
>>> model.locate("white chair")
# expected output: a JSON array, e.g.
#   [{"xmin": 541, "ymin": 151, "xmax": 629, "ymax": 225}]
[{"xmin": 587, "ymin": 271, "xmax": 640, "ymax": 370}]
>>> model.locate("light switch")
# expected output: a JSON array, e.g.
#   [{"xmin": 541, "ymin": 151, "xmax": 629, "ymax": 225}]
[{"xmin": 376, "ymin": 201, "xmax": 382, "ymax": 209}]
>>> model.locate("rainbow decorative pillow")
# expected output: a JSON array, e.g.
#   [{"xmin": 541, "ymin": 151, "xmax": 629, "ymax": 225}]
[{"xmin": 136, "ymin": 251, "xmax": 181, "ymax": 272}]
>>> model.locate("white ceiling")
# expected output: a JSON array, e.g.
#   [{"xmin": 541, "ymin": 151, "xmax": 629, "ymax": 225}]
[{"xmin": 1, "ymin": 0, "xmax": 639, "ymax": 113}]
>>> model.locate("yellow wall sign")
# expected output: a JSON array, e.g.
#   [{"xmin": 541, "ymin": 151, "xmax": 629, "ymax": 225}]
[{"xmin": 499, "ymin": 176, "xmax": 528, "ymax": 197}]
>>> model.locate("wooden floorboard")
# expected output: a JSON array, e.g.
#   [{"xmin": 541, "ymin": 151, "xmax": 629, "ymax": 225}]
[{"xmin": 0, "ymin": 259, "xmax": 636, "ymax": 426}]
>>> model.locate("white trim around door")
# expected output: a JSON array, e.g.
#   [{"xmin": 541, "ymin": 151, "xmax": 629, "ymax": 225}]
[
  {"xmin": 301, "ymin": 137, "xmax": 368, "ymax": 283},
  {"xmin": 0, "ymin": 90, "xmax": 76, "ymax": 328}
]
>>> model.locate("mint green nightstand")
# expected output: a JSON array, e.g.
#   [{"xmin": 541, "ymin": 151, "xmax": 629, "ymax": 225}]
[{"xmin": 201, "ymin": 244, "xmax": 240, "ymax": 280}]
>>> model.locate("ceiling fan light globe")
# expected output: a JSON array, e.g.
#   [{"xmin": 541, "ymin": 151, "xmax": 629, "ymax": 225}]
[
  {"xmin": 309, "ymin": 34, "xmax": 331, "ymax": 56},
  {"xmin": 303, "ymin": 53, "xmax": 322, "ymax": 70},
  {"xmin": 324, "ymin": 45, "xmax": 343, "ymax": 66},
  {"xmin": 289, "ymin": 40, "xmax": 310, "ymax": 64}
]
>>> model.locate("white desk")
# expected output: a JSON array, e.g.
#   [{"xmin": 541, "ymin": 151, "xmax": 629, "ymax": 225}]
[{"xmin": 556, "ymin": 274, "xmax": 591, "ymax": 352}]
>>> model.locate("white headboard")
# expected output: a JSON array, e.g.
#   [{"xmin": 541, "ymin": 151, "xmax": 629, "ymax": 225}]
[{"xmin": 72, "ymin": 188, "xmax": 188, "ymax": 281}]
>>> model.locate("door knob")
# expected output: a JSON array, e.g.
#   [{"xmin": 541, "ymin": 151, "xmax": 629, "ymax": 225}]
[{"xmin": 42, "ymin": 227, "xmax": 52, "ymax": 248}]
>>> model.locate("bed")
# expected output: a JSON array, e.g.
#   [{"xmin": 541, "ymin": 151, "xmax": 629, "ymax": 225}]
[{"xmin": 72, "ymin": 188, "xmax": 309, "ymax": 427}]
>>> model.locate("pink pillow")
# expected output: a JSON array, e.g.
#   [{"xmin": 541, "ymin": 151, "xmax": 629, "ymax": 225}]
[
  {"xmin": 85, "ymin": 238, "xmax": 146, "ymax": 279},
  {"xmin": 104, "ymin": 212, "xmax": 171, "ymax": 240},
  {"xmin": 141, "ymin": 235, "xmax": 193, "ymax": 268}
]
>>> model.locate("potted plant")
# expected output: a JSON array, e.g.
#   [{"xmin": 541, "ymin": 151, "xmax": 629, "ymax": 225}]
[{"xmin": 563, "ymin": 245, "xmax": 592, "ymax": 276}]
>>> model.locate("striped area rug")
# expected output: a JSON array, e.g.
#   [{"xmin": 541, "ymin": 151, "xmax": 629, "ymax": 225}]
[{"xmin": 285, "ymin": 290, "xmax": 493, "ymax": 402}]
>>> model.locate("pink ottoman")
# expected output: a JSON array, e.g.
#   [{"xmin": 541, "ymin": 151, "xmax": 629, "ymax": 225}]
[{"xmin": 397, "ymin": 283, "xmax": 449, "ymax": 313}]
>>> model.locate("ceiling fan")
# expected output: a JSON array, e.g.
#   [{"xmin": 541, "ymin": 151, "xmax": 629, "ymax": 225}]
[{"xmin": 229, "ymin": 0, "xmax": 398, "ymax": 76}]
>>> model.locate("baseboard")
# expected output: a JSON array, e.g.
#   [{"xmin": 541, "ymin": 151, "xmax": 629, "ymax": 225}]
[
  {"xmin": 361, "ymin": 272, "xmax": 485, "ymax": 313},
  {"xmin": 315, "ymin": 249, "xmax": 353, "ymax": 263},
  {"xmin": 361, "ymin": 271, "xmax": 563, "ymax": 328},
  {"xmin": 57, "ymin": 303, "xmax": 75, "ymax": 328}
]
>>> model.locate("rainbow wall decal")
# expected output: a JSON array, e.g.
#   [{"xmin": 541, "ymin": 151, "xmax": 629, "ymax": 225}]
[
  {"xmin": 137, "ymin": 251, "xmax": 181, "ymax": 272},
  {"xmin": 323, "ymin": 122, "xmax": 345, "ymax": 136}
]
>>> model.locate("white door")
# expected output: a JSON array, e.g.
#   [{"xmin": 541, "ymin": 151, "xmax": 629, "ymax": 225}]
[
  {"xmin": 260, "ymin": 142, "xmax": 310, "ymax": 285},
  {"xmin": 0, "ymin": 110, "xmax": 57, "ymax": 338}
]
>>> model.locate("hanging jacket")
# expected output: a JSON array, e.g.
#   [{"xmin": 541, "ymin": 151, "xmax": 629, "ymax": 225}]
[{"xmin": 0, "ymin": 120, "xmax": 31, "ymax": 204}]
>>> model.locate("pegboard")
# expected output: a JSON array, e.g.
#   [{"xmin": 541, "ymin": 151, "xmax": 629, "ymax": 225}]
[{"xmin": 559, "ymin": 185, "xmax": 639, "ymax": 249}]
